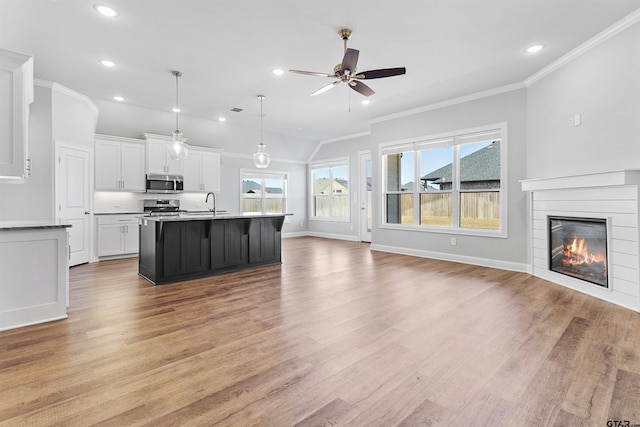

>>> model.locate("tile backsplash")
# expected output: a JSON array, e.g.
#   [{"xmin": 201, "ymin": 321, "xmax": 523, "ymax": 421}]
[{"xmin": 94, "ymin": 192, "xmax": 216, "ymax": 213}]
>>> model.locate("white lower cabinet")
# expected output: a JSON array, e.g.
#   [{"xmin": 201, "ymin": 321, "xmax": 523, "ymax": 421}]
[{"xmin": 97, "ymin": 215, "xmax": 140, "ymax": 258}]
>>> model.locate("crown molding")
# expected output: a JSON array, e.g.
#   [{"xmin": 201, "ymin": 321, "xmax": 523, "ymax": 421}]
[
  {"xmin": 221, "ymin": 151, "xmax": 306, "ymax": 165},
  {"xmin": 34, "ymin": 78, "xmax": 99, "ymax": 125},
  {"xmin": 33, "ymin": 79, "xmax": 100, "ymax": 125},
  {"xmin": 95, "ymin": 133, "xmax": 145, "ymax": 144},
  {"xmin": 525, "ymin": 7, "xmax": 640, "ymax": 86},
  {"xmin": 369, "ymin": 82, "xmax": 526, "ymax": 125},
  {"xmin": 320, "ymin": 130, "xmax": 371, "ymax": 144},
  {"xmin": 307, "ymin": 130, "xmax": 372, "ymax": 163}
]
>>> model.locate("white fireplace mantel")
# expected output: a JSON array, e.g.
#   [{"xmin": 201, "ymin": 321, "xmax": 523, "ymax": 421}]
[
  {"xmin": 520, "ymin": 169, "xmax": 640, "ymax": 313},
  {"xmin": 521, "ymin": 169, "xmax": 640, "ymax": 192}
]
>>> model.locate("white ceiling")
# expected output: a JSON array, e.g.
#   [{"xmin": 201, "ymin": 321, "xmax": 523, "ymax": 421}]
[{"xmin": 2, "ymin": 1, "xmax": 640, "ymax": 144}]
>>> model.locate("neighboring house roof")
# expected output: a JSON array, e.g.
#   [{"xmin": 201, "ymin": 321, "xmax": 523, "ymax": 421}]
[
  {"xmin": 242, "ymin": 180, "xmax": 283, "ymax": 195},
  {"xmin": 401, "ymin": 181, "xmax": 415, "ymax": 192},
  {"xmin": 315, "ymin": 178, "xmax": 349, "ymax": 194},
  {"xmin": 242, "ymin": 179, "xmax": 262, "ymax": 193},
  {"xmin": 421, "ymin": 140, "xmax": 500, "ymax": 183},
  {"xmin": 245, "ymin": 188, "xmax": 283, "ymax": 195}
]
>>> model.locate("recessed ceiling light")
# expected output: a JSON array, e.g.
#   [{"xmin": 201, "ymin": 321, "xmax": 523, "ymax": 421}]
[
  {"xmin": 100, "ymin": 59, "xmax": 115, "ymax": 67},
  {"xmin": 172, "ymin": 107, "xmax": 181, "ymax": 113},
  {"xmin": 361, "ymin": 100, "xmax": 371, "ymax": 105},
  {"xmin": 113, "ymin": 96, "xmax": 124, "ymax": 102},
  {"xmin": 218, "ymin": 117, "xmax": 226, "ymax": 122},
  {"xmin": 272, "ymin": 68, "xmax": 285, "ymax": 76},
  {"xmin": 94, "ymin": 4, "xmax": 119, "ymax": 17},
  {"xmin": 526, "ymin": 44, "xmax": 544, "ymax": 54}
]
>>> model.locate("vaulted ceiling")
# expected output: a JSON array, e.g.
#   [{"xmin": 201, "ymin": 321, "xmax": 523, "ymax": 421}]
[{"xmin": 2, "ymin": 1, "xmax": 640, "ymax": 144}]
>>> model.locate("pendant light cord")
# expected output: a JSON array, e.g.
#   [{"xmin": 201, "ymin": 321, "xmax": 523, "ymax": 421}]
[
  {"xmin": 259, "ymin": 95, "xmax": 264, "ymax": 144},
  {"xmin": 173, "ymin": 70, "xmax": 182, "ymax": 132}
]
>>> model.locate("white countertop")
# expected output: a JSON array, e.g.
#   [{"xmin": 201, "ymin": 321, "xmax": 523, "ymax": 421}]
[
  {"xmin": 141, "ymin": 212, "xmax": 291, "ymax": 222},
  {"xmin": 0, "ymin": 219, "xmax": 72, "ymax": 231}
]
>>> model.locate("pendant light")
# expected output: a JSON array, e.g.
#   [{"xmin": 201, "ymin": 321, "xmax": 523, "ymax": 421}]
[
  {"xmin": 169, "ymin": 70, "xmax": 189, "ymax": 160},
  {"xmin": 253, "ymin": 95, "xmax": 271, "ymax": 168}
]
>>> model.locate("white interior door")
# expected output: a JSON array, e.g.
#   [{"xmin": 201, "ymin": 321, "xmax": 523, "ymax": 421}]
[
  {"xmin": 56, "ymin": 143, "xmax": 91, "ymax": 266},
  {"xmin": 359, "ymin": 151, "xmax": 372, "ymax": 242}
]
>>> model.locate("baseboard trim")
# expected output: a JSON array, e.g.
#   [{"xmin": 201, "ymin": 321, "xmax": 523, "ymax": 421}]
[
  {"xmin": 370, "ymin": 243, "xmax": 529, "ymax": 273},
  {"xmin": 282, "ymin": 231, "xmax": 309, "ymax": 239},
  {"xmin": 306, "ymin": 231, "xmax": 359, "ymax": 242}
]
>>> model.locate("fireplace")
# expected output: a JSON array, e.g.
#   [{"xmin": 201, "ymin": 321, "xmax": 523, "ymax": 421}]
[{"xmin": 548, "ymin": 216, "xmax": 608, "ymax": 288}]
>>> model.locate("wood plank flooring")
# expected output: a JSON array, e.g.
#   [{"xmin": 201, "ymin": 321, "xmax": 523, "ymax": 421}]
[{"xmin": 1, "ymin": 236, "xmax": 640, "ymax": 426}]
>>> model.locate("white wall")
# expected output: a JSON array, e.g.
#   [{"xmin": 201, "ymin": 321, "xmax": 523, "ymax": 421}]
[
  {"xmin": 0, "ymin": 85, "xmax": 53, "ymax": 220},
  {"xmin": 373, "ymin": 89, "xmax": 528, "ymax": 268},
  {"xmin": 52, "ymin": 87, "xmax": 97, "ymax": 148},
  {"xmin": 309, "ymin": 89, "xmax": 528, "ymax": 268},
  {"xmin": 93, "ymin": 100, "xmax": 310, "ymax": 235},
  {"xmin": 93, "ymin": 99, "xmax": 317, "ymax": 163},
  {"xmin": 215, "ymin": 155, "xmax": 307, "ymax": 235},
  {"xmin": 526, "ymin": 21, "xmax": 640, "ymax": 179},
  {"xmin": 94, "ymin": 153, "xmax": 308, "ymax": 235},
  {"xmin": 308, "ymin": 133, "xmax": 372, "ymax": 240},
  {"xmin": 0, "ymin": 83, "xmax": 97, "ymax": 221}
]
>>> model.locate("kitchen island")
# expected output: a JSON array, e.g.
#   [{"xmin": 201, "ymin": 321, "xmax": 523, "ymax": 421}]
[{"xmin": 138, "ymin": 213, "xmax": 286, "ymax": 285}]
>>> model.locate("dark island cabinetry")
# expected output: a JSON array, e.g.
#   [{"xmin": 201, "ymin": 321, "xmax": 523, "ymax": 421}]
[{"xmin": 139, "ymin": 215, "xmax": 285, "ymax": 285}]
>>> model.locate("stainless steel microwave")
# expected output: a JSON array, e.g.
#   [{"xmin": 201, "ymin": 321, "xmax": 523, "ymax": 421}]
[{"xmin": 146, "ymin": 174, "xmax": 184, "ymax": 193}]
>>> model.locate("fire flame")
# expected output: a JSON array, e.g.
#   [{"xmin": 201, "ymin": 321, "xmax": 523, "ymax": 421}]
[{"xmin": 563, "ymin": 236, "xmax": 606, "ymax": 266}]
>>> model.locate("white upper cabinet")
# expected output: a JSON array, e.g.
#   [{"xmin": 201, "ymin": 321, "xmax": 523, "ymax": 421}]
[
  {"xmin": 183, "ymin": 148, "xmax": 221, "ymax": 193},
  {"xmin": 95, "ymin": 135, "xmax": 145, "ymax": 191},
  {"xmin": 0, "ymin": 48, "xmax": 34, "ymax": 183},
  {"xmin": 144, "ymin": 134, "xmax": 184, "ymax": 175}
]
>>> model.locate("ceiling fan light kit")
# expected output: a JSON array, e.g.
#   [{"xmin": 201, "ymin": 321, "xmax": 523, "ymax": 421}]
[
  {"xmin": 253, "ymin": 95, "xmax": 271, "ymax": 169},
  {"xmin": 289, "ymin": 28, "xmax": 406, "ymax": 97}
]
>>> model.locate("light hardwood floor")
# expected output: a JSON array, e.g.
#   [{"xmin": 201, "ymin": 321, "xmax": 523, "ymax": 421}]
[{"xmin": 1, "ymin": 237, "xmax": 640, "ymax": 426}]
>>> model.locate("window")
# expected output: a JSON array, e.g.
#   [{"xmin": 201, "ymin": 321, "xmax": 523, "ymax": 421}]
[
  {"xmin": 241, "ymin": 171, "xmax": 287, "ymax": 215},
  {"xmin": 310, "ymin": 158, "xmax": 350, "ymax": 220},
  {"xmin": 382, "ymin": 125, "xmax": 505, "ymax": 235}
]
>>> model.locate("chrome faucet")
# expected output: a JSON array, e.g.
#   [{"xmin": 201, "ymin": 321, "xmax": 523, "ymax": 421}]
[{"xmin": 205, "ymin": 192, "xmax": 216, "ymax": 213}]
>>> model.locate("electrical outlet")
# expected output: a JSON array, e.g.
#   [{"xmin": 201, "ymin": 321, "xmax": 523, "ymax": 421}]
[
  {"xmin": 451, "ymin": 237, "xmax": 457, "ymax": 246},
  {"xmin": 574, "ymin": 113, "xmax": 581, "ymax": 126},
  {"xmin": 569, "ymin": 117, "xmax": 574, "ymax": 127}
]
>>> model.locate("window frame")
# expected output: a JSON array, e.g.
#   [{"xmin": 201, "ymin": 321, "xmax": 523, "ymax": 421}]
[
  {"xmin": 240, "ymin": 169, "xmax": 288, "ymax": 216},
  {"xmin": 309, "ymin": 157, "xmax": 351, "ymax": 222},
  {"xmin": 379, "ymin": 123, "xmax": 508, "ymax": 238}
]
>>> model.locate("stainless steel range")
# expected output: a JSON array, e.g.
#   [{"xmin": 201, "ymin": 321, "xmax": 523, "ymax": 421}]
[{"xmin": 143, "ymin": 199, "xmax": 183, "ymax": 216}]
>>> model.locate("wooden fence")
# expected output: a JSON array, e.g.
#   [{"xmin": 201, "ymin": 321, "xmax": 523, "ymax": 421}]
[{"xmin": 398, "ymin": 191, "xmax": 500, "ymax": 228}]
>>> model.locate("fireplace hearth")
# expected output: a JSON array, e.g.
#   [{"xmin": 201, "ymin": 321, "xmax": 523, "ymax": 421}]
[{"xmin": 548, "ymin": 216, "xmax": 608, "ymax": 288}]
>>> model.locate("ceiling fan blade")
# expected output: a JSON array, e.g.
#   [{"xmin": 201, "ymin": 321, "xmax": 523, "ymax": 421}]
[
  {"xmin": 311, "ymin": 81, "xmax": 341, "ymax": 96},
  {"xmin": 349, "ymin": 80, "xmax": 374, "ymax": 97},
  {"xmin": 355, "ymin": 67, "xmax": 406, "ymax": 79},
  {"xmin": 289, "ymin": 69, "xmax": 334, "ymax": 78},
  {"xmin": 341, "ymin": 48, "xmax": 359, "ymax": 74}
]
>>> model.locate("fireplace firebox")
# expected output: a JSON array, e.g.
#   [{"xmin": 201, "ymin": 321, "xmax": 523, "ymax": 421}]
[{"xmin": 548, "ymin": 216, "xmax": 608, "ymax": 288}]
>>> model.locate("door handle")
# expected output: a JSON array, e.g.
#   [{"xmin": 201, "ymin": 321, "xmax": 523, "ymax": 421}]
[{"xmin": 85, "ymin": 211, "xmax": 90, "ymax": 215}]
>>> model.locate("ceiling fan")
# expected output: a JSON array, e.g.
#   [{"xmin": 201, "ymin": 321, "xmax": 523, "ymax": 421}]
[{"xmin": 289, "ymin": 28, "xmax": 406, "ymax": 97}]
